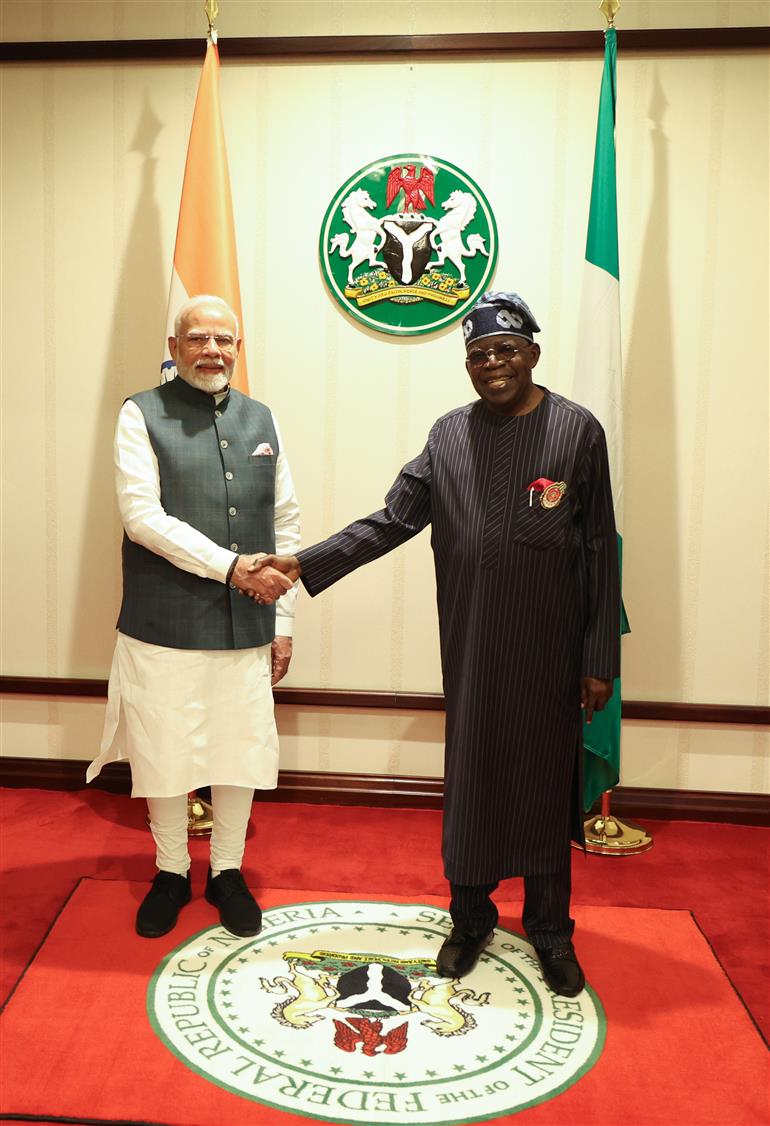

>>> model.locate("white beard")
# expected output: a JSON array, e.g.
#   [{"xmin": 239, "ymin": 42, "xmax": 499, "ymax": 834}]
[{"xmin": 179, "ymin": 368, "xmax": 232, "ymax": 395}]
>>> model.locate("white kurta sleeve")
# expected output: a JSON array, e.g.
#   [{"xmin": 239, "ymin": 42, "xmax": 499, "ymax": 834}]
[
  {"xmin": 271, "ymin": 413, "xmax": 301, "ymax": 637},
  {"xmin": 115, "ymin": 399, "xmax": 236, "ymax": 582}
]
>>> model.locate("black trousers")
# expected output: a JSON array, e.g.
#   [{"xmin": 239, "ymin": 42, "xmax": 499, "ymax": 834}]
[{"xmin": 450, "ymin": 861, "xmax": 574, "ymax": 949}]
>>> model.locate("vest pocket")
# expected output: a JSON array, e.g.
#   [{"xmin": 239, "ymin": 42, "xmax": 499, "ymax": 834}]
[{"xmin": 248, "ymin": 454, "xmax": 277, "ymax": 469}]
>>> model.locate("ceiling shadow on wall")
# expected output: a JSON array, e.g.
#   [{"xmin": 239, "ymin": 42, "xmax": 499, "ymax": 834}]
[
  {"xmin": 624, "ymin": 69, "xmax": 681, "ymax": 698},
  {"xmin": 68, "ymin": 93, "xmax": 167, "ymax": 678}
]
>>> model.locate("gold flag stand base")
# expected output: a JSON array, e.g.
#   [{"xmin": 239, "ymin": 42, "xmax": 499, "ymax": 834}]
[
  {"xmin": 187, "ymin": 793, "xmax": 214, "ymax": 836},
  {"xmin": 145, "ymin": 792, "xmax": 214, "ymax": 837},
  {"xmin": 574, "ymin": 791, "xmax": 653, "ymax": 856}
]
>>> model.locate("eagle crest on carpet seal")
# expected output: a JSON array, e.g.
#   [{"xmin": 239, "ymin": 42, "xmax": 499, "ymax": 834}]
[{"xmin": 259, "ymin": 948, "xmax": 490, "ymax": 1050}]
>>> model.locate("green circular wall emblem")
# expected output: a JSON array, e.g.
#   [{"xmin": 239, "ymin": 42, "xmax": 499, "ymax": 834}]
[
  {"xmin": 148, "ymin": 900, "xmax": 605, "ymax": 1124},
  {"xmin": 320, "ymin": 155, "xmax": 498, "ymax": 336}
]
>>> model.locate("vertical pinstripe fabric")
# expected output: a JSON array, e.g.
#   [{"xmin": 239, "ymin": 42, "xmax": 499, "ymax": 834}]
[
  {"xmin": 449, "ymin": 864, "xmax": 573, "ymax": 947},
  {"xmin": 521, "ymin": 866, "xmax": 574, "ymax": 948},
  {"xmin": 480, "ymin": 423, "xmax": 517, "ymax": 571},
  {"xmin": 298, "ymin": 389, "xmax": 620, "ymax": 884},
  {"xmin": 449, "ymin": 881, "xmax": 499, "ymax": 936}
]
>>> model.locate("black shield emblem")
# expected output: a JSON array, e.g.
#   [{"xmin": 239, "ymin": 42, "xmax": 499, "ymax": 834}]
[{"xmin": 381, "ymin": 215, "xmax": 436, "ymax": 285}]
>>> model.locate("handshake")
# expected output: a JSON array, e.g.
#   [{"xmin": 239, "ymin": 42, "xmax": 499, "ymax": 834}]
[{"xmin": 230, "ymin": 553, "xmax": 302, "ymax": 605}]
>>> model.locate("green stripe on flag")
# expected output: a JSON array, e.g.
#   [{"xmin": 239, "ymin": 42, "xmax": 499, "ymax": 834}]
[
  {"xmin": 582, "ymin": 687, "xmax": 621, "ymax": 811},
  {"xmin": 583, "ymin": 533, "xmax": 627, "ymax": 811},
  {"xmin": 586, "ymin": 27, "xmax": 619, "ymax": 281},
  {"xmin": 580, "ymin": 25, "xmax": 627, "ymax": 813}
]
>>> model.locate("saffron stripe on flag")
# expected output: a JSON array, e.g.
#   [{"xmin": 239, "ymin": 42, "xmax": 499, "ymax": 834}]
[{"xmin": 161, "ymin": 37, "xmax": 248, "ymax": 394}]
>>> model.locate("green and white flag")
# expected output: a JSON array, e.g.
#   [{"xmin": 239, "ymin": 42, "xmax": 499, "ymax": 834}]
[{"xmin": 574, "ymin": 26, "xmax": 630, "ymax": 811}]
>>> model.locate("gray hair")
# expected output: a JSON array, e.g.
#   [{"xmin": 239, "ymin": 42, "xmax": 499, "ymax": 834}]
[{"xmin": 174, "ymin": 294, "xmax": 239, "ymax": 338}]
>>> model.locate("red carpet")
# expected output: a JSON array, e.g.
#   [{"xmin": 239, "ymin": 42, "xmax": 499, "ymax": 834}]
[
  {"xmin": 1, "ymin": 877, "xmax": 768, "ymax": 1126},
  {"xmin": 2, "ymin": 788, "xmax": 769, "ymax": 1050}
]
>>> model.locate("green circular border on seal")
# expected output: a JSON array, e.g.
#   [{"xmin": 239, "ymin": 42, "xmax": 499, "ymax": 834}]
[
  {"xmin": 147, "ymin": 900, "xmax": 606, "ymax": 1126},
  {"xmin": 319, "ymin": 154, "xmax": 498, "ymax": 337}
]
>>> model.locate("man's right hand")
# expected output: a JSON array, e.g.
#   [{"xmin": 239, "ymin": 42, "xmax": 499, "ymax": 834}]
[
  {"xmin": 249, "ymin": 554, "xmax": 302, "ymax": 583},
  {"xmin": 231, "ymin": 554, "xmax": 293, "ymax": 604}
]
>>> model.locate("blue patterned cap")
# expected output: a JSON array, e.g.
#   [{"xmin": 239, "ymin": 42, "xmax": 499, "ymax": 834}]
[{"xmin": 462, "ymin": 291, "xmax": 541, "ymax": 346}]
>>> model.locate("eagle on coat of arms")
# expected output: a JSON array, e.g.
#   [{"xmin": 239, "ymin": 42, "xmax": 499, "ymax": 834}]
[
  {"xmin": 333, "ymin": 1016, "xmax": 409, "ymax": 1056},
  {"xmin": 386, "ymin": 164, "xmax": 435, "ymax": 212}
]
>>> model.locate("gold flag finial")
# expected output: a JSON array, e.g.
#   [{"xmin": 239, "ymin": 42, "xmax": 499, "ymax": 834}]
[
  {"xmin": 204, "ymin": 0, "xmax": 219, "ymax": 34},
  {"xmin": 600, "ymin": 0, "xmax": 620, "ymax": 25}
]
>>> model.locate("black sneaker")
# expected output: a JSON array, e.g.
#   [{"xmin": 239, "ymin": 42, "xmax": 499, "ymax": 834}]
[
  {"xmin": 205, "ymin": 868, "xmax": 262, "ymax": 937},
  {"xmin": 136, "ymin": 871, "xmax": 191, "ymax": 938}
]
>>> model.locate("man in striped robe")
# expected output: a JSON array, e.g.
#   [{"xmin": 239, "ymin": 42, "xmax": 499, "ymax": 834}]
[{"xmin": 256, "ymin": 292, "xmax": 620, "ymax": 996}]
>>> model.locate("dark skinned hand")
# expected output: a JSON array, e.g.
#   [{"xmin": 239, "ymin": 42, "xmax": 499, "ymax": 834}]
[
  {"xmin": 580, "ymin": 677, "xmax": 613, "ymax": 723},
  {"xmin": 249, "ymin": 553, "xmax": 302, "ymax": 584}
]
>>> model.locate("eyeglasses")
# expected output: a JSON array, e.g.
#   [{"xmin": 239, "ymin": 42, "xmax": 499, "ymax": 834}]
[
  {"xmin": 182, "ymin": 333, "xmax": 237, "ymax": 351},
  {"xmin": 466, "ymin": 342, "xmax": 526, "ymax": 368}
]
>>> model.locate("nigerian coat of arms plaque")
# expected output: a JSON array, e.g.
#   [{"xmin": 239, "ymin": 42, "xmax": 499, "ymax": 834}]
[{"xmin": 319, "ymin": 154, "xmax": 499, "ymax": 336}]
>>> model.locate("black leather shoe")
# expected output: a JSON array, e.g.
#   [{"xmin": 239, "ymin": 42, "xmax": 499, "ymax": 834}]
[
  {"xmin": 436, "ymin": 927, "xmax": 493, "ymax": 979},
  {"xmin": 136, "ymin": 871, "xmax": 191, "ymax": 938},
  {"xmin": 205, "ymin": 868, "xmax": 262, "ymax": 937},
  {"xmin": 534, "ymin": 941, "xmax": 585, "ymax": 996}
]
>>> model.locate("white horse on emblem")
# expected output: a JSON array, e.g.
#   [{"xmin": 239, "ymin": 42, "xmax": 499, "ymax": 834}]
[
  {"xmin": 329, "ymin": 189, "xmax": 386, "ymax": 286},
  {"xmin": 409, "ymin": 977, "xmax": 491, "ymax": 1036},
  {"xmin": 427, "ymin": 190, "xmax": 489, "ymax": 286},
  {"xmin": 259, "ymin": 964, "xmax": 339, "ymax": 1029}
]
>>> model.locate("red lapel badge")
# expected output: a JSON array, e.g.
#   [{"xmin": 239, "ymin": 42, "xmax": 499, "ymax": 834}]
[{"xmin": 526, "ymin": 477, "xmax": 567, "ymax": 509}]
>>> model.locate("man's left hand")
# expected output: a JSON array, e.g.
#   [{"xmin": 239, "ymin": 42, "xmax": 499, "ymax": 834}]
[
  {"xmin": 580, "ymin": 677, "xmax": 613, "ymax": 724},
  {"xmin": 271, "ymin": 636, "xmax": 293, "ymax": 685}
]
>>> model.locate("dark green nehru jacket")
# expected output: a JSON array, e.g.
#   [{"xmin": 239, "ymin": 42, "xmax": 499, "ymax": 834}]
[{"xmin": 118, "ymin": 376, "xmax": 279, "ymax": 650}]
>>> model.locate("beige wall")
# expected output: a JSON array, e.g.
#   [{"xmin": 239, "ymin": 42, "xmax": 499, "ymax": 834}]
[
  {"xmin": 1, "ymin": 1, "xmax": 768, "ymax": 793},
  {"xmin": 3, "ymin": 0, "xmax": 770, "ymax": 38}
]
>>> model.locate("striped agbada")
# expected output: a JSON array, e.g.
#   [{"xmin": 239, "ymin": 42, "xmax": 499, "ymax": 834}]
[{"xmin": 297, "ymin": 388, "xmax": 620, "ymax": 885}]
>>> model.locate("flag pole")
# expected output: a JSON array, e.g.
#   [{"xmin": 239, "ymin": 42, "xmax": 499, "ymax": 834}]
[
  {"xmin": 204, "ymin": 0, "xmax": 219, "ymax": 42},
  {"xmin": 576, "ymin": 0, "xmax": 653, "ymax": 856},
  {"xmin": 599, "ymin": 0, "xmax": 620, "ymax": 27},
  {"xmin": 180, "ymin": 0, "xmax": 225, "ymax": 837}
]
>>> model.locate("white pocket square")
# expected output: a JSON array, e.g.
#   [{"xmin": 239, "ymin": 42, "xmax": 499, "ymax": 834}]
[{"xmin": 252, "ymin": 443, "xmax": 274, "ymax": 456}]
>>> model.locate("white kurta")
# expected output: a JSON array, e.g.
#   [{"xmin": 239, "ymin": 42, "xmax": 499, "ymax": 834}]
[{"xmin": 87, "ymin": 394, "xmax": 300, "ymax": 798}]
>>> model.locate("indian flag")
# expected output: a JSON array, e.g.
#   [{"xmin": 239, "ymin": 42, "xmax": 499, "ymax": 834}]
[
  {"xmin": 574, "ymin": 26, "xmax": 630, "ymax": 811},
  {"xmin": 161, "ymin": 33, "xmax": 248, "ymax": 394}
]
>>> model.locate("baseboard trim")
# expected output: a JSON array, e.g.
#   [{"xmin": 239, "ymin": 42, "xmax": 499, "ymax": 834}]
[
  {"xmin": 1, "ymin": 757, "xmax": 767, "ymax": 824},
  {"xmin": 1, "ymin": 677, "xmax": 768, "ymax": 726}
]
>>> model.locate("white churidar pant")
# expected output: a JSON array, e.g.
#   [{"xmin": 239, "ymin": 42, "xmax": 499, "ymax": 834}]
[{"xmin": 147, "ymin": 785, "xmax": 256, "ymax": 875}]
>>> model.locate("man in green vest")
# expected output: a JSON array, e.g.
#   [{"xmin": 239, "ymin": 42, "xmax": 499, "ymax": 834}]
[{"xmin": 88, "ymin": 295, "xmax": 300, "ymax": 941}]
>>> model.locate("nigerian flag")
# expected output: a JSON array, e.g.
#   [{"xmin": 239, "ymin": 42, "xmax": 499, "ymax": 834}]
[{"xmin": 574, "ymin": 26, "xmax": 630, "ymax": 811}]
